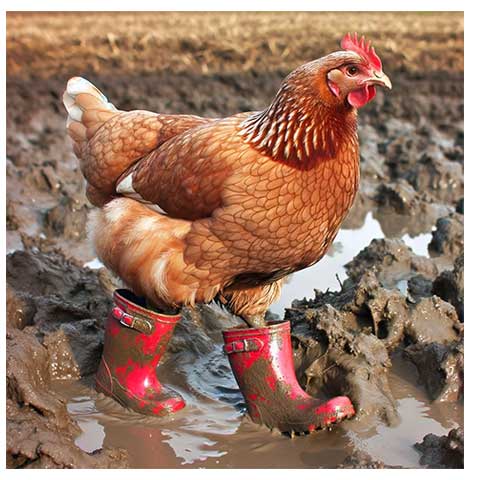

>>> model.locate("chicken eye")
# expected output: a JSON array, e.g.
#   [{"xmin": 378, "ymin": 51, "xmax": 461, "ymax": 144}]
[{"xmin": 346, "ymin": 65, "xmax": 359, "ymax": 76}]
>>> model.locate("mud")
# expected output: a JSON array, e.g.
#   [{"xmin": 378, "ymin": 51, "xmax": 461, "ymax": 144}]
[
  {"xmin": 415, "ymin": 428, "xmax": 464, "ymax": 468},
  {"xmin": 433, "ymin": 253, "xmax": 464, "ymax": 322},
  {"xmin": 6, "ymin": 11, "xmax": 463, "ymax": 468},
  {"xmin": 6, "ymin": 249, "xmax": 126, "ymax": 467},
  {"xmin": 428, "ymin": 213, "xmax": 464, "ymax": 259},
  {"xmin": 6, "ymin": 327, "xmax": 128, "ymax": 468},
  {"xmin": 337, "ymin": 451, "xmax": 398, "ymax": 469},
  {"xmin": 405, "ymin": 337, "xmax": 464, "ymax": 402},
  {"xmin": 287, "ymin": 241, "xmax": 462, "ymax": 424}
]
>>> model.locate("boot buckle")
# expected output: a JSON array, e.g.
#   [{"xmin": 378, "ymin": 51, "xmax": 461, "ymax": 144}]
[
  {"xmin": 112, "ymin": 306, "xmax": 153, "ymax": 334},
  {"xmin": 224, "ymin": 338, "xmax": 263, "ymax": 354}
]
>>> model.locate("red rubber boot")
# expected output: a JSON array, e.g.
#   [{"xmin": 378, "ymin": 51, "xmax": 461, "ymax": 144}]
[
  {"xmin": 223, "ymin": 321, "xmax": 355, "ymax": 433},
  {"xmin": 95, "ymin": 289, "xmax": 186, "ymax": 416}
]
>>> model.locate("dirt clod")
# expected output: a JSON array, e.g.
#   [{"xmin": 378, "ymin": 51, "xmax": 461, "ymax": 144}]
[
  {"xmin": 428, "ymin": 213, "xmax": 464, "ymax": 258},
  {"xmin": 432, "ymin": 253, "xmax": 464, "ymax": 322},
  {"xmin": 415, "ymin": 428, "xmax": 464, "ymax": 468},
  {"xmin": 405, "ymin": 337, "xmax": 464, "ymax": 402}
]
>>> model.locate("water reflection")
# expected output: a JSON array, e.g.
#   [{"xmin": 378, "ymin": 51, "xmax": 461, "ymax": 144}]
[{"xmin": 67, "ymin": 396, "xmax": 105, "ymax": 453}]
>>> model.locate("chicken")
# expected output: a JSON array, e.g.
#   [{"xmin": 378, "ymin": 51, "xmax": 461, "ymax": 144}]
[{"xmin": 63, "ymin": 33, "xmax": 391, "ymax": 327}]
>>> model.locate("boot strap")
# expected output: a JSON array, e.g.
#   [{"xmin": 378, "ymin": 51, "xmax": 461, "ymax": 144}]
[
  {"xmin": 111, "ymin": 306, "xmax": 153, "ymax": 335},
  {"xmin": 224, "ymin": 338, "xmax": 264, "ymax": 354}
]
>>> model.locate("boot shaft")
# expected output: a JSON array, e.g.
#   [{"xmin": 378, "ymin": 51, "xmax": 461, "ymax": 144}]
[
  {"xmin": 223, "ymin": 321, "xmax": 299, "ymax": 392},
  {"xmin": 96, "ymin": 289, "xmax": 186, "ymax": 415},
  {"xmin": 103, "ymin": 289, "xmax": 182, "ymax": 366},
  {"xmin": 223, "ymin": 321, "xmax": 355, "ymax": 431}
]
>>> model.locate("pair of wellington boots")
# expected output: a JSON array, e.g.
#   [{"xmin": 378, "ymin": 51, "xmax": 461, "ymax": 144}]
[{"xmin": 96, "ymin": 289, "xmax": 355, "ymax": 432}]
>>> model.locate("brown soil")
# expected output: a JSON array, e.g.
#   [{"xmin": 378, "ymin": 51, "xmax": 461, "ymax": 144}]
[
  {"xmin": 6, "ymin": 11, "xmax": 463, "ymax": 469},
  {"xmin": 415, "ymin": 427, "xmax": 464, "ymax": 468}
]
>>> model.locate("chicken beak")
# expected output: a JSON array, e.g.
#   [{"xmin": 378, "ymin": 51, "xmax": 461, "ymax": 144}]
[{"xmin": 366, "ymin": 71, "xmax": 392, "ymax": 90}]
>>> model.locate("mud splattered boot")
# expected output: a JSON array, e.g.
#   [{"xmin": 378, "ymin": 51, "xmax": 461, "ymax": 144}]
[
  {"xmin": 95, "ymin": 289, "xmax": 186, "ymax": 416},
  {"xmin": 223, "ymin": 320, "xmax": 355, "ymax": 433}
]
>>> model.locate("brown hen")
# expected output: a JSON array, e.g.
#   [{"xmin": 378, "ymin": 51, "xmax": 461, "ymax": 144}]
[{"xmin": 63, "ymin": 33, "xmax": 391, "ymax": 327}]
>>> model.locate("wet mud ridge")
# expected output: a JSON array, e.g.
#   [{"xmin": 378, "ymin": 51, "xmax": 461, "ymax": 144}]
[
  {"xmin": 6, "ymin": 249, "xmax": 128, "ymax": 468},
  {"xmin": 7, "ymin": 12, "xmax": 463, "ymax": 468},
  {"xmin": 288, "ymin": 238, "xmax": 463, "ymax": 423}
]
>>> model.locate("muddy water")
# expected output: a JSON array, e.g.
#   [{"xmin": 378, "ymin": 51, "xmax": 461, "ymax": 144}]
[
  {"xmin": 346, "ymin": 352, "xmax": 462, "ymax": 467},
  {"xmin": 54, "ymin": 352, "xmax": 462, "ymax": 468},
  {"xmin": 51, "ymin": 213, "xmax": 461, "ymax": 468}
]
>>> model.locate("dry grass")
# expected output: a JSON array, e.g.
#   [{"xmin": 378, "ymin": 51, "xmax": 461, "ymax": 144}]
[{"xmin": 7, "ymin": 11, "xmax": 464, "ymax": 79}]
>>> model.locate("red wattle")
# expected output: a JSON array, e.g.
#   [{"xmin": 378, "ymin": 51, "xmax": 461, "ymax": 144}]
[
  {"xmin": 367, "ymin": 84, "xmax": 377, "ymax": 102},
  {"xmin": 347, "ymin": 85, "xmax": 376, "ymax": 108}
]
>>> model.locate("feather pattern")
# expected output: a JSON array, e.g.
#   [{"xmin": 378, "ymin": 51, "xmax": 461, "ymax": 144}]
[
  {"xmin": 63, "ymin": 45, "xmax": 382, "ymax": 323},
  {"xmin": 239, "ymin": 60, "xmax": 358, "ymax": 170}
]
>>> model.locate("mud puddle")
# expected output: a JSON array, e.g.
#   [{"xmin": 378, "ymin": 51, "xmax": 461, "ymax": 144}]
[
  {"xmin": 346, "ymin": 352, "xmax": 462, "ymax": 468},
  {"xmin": 54, "ymin": 350, "xmax": 461, "ymax": 468},
  {"xmin": 51, "ymin": 212, "xmax": 451, "ymax": 469}
]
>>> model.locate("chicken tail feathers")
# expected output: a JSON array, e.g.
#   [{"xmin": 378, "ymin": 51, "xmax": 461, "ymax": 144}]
[{"xmin": 63, "ymin": 77, "xmax": 119, "ymax": 151}]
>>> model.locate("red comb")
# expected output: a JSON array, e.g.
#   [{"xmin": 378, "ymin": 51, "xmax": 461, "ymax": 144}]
[{"xmin": 341, "ymin": 32, "xmax": 382, "ymax": 71}]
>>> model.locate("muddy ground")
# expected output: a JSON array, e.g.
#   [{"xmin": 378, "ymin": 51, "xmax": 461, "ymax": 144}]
[{"xmin": 6, "ymin": 12, "xmax": 463, "ymax": 468}]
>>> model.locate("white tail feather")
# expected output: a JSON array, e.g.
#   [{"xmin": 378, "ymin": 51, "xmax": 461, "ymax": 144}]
[{"xmin": 63, "ymin": 76, "xmax": 117, "ymax": 127}]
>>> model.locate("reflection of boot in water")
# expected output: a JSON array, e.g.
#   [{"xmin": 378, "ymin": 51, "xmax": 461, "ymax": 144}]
[
  {"xmin": 223, "ymin": 321, "xmax": 355, "ymax": 433},
  {"xmin": 96, "ymin": 289, "xmax": 185, "ymax": 416}
]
